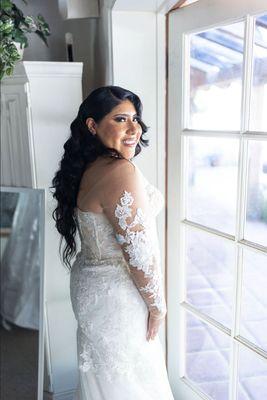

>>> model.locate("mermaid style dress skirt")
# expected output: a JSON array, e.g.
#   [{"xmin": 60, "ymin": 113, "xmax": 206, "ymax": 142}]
[{"xmin": 70, "ymin": 173, "xmax": 174, "ymax": 400}]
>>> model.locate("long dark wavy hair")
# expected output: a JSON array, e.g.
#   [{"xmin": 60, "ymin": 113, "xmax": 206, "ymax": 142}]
[{"xmin": 50, "ymin": 85, "xmax": 149, "ymax": 270}]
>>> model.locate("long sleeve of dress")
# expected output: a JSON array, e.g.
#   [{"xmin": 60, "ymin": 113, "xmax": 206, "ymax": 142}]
[{"xmin": 101, "ymin": 159, "xmax": 167, "ymax": 320}]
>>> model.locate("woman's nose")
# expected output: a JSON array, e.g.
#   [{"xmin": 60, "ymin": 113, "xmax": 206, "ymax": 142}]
[{"xmin": 127, "ymin": 121, "xmax": 139, "ymax": 134}]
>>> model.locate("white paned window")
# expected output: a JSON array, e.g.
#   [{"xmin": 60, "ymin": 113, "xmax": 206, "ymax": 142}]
[{"xmin": 168, "ymin": 1, "xmax": 267, "ymax": 399}]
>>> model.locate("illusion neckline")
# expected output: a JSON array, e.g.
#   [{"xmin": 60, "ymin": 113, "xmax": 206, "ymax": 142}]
[{"xmin": 76, "ymin": 177, "xmax": 157, "ymax": 218}]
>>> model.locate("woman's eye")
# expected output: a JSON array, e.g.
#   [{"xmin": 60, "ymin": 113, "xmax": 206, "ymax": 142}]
[
  {"xmin": 115, "ymin": 117, "xmax": 126, "ymax": 122},
  {"xmin": 114, "ymin": 116, "xmax": 140, "ymax": 123}
]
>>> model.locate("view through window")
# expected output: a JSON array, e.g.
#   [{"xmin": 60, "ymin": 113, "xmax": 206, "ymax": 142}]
[{"xmin": 181, "ymin": 14, "xmax": 267, "ymax": 400}]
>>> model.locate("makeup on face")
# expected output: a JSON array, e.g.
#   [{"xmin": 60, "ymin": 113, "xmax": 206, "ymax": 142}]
[{"xmin": 93, "ymin": 101, "xmax": 142, "ymax": 158}]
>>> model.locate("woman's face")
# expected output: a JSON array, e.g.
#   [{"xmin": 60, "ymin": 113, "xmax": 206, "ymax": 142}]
[{"xmin": 86, "ymin": 100, "xmax": 142, "ymax": 160}]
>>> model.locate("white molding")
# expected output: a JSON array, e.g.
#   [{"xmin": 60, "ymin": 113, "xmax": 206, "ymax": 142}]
[
  {"xmin": 43, "ymin": 302, "xmax": 54, "ymax": 393},
  {"xmin": 155, "ymin": 11, "xmax": 168, "ymax": 357},
  {"xmin": 1, "ymin": 62, "xmax": 83, "ymax": 81},
  {"xmin": 113, "ymin": 0, "xmax": 179, "ymax": 13},
  {"xmin": 1, "ymin": 62, "xmax": 28, "ymax": 85},
  {"xmin": 157, "ymin": 0, "xmax": 184, "ymax": 13},
  {"xmin": 43, "ymin": 389, "xmax": 76, "ymax": 400},
  {"xmin": 99, "ymin": 1, "xmax": 114, "ymax": 84},
  {"xmin": 1, "ymin": 83, "xmax": 35, "ymax": 187},
  {"xmin": 23, "ymin": 61, "xmax": 83, "ymax": 78},
  {"xmin": 106, "ymin": 0, "xmax": 117, "ymax": 7},
  {"xmin": 38, "ymin": 191, "xmax": 46, "ymax": 400}
]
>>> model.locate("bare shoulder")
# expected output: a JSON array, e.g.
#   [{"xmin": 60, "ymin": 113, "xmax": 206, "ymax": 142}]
[
  {"xmin": 98, "ymin": 158, "xmax": 143, "ymax": 208},
  {"xmin": 101, "ymin": 158, "xmax": 137, "ymax": 183},
  {"xmin": 78, "ymin": 157, "xmax": 141, "ymax": 213}
]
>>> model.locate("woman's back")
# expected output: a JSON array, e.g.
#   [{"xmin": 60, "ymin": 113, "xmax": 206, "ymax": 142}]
[
  {"xmin": 77, "ymin": 156, "xmax": 138, "ymax": 214},
  {"xmin": 74, "ymin": 157, "xmax": 163, "ymax": 263},
  {"xmin": 76, "ymin": 156, "xmax": 117, "ymax": 213},
  {"xmin": 75, "ymin": 157, "xmax": 141, "ymax": 265}
]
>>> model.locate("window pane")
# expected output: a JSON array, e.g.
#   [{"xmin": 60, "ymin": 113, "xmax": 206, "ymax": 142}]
[
  {"xmin": 245, "ymin": 140, "xmax": 267, "ymax": 247},
  {"xmin": 188, "ymin": 22, "xmax": 244, "ymax": 130},
  {"xmin": 250, "ymin": 14, "xmax": 267, "ymax": 132},
  {"xmin": 186, "ymin": 137, "xmax": 239, "ymax": 234},
  {"xmin": 238, "ymin": 345, "xmax": 267, "ymax": 400},
  {"xmin": 240, "ymin": 249, "xmax": 267, "ymax": 352},
  {"xmin": 186, "ymin": 312, "xmax": 230, "ymax": 400},
  {"xmin": 185, "ymin": 228, "xmax": 234, "ymax": 328}
]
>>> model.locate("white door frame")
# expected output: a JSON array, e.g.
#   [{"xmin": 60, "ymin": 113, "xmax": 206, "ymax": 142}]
[{"xmin": 167, "ymin": 0, "xmax": 267, "ymax": 398}]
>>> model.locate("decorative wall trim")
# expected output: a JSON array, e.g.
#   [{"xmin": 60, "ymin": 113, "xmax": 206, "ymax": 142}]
[
  {"xmin": 169, "ymin": 0, "xmax": 200, "ymax": 12},
  {"xmin": 23, "ymin": 61, "xmax": 83, "ymax": 78},
  {"xmin": 1, "ymin": 81, "xmax": 35, "ymax": 187},
  {"xmin": 113, "ymin": 0, "xmax": 180, "ymax": 13},
  {"xmin": 43, "ymin": 389, "xmax": 76, "ymax": 400}
]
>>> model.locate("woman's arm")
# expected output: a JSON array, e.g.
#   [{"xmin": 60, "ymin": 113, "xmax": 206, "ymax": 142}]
[{"xmin": 100, "ymin": 159, "xmax": 167, "ymax": 322}]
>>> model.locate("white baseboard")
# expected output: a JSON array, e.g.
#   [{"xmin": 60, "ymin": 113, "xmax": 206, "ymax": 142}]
[{"xmin": 43, "ymin": 389, "xmax": 76, "ymax": 400}]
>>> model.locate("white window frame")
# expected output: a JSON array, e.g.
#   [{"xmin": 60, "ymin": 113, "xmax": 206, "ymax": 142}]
[{"xmin": 167, "ymin": 0, "xmax": 267, "ymax": 398}]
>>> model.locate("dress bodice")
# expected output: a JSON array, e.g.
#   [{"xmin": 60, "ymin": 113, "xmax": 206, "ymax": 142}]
[{"xmin": 74, "ymin": 172, "xmax": 164, "ymax": 265}]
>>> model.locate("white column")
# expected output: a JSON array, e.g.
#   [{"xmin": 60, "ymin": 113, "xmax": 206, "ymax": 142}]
[{"xmin": 23, "ymin": 61, "xmax": 83, "ymax": 398}]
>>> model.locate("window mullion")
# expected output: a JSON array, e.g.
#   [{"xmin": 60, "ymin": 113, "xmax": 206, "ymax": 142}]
[
  {"xmin": 241, "ymin": 15, "xmax": 255, "ymax": 133},
  {"xmin": 182, "ymin": 33, "xmax": 190, "ymax": 130},
  {"xmin": 229, "ymin": 237, "xmax": 244, "ymax": 400},
  {"xmin": 229, "ymin": 341, "xmax": 240, "ymax": 400},
  {"xmin": 231, "ymin": 15, "xmax": 254, "ymax": 400}
]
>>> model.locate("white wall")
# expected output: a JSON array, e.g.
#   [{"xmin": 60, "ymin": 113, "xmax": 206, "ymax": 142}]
[
  {"xmin": 112, "ymin": 11, "xmax": 160, "ymax": 188},
  {"xmin": 112, "ymin": 9, "xmax": 167, "ymax": 352}
]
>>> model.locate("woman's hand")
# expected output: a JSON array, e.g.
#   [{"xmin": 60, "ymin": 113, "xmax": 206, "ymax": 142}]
[{"xmin": 146, "ymin": 311, "xmax": 166, "ymax": 341}]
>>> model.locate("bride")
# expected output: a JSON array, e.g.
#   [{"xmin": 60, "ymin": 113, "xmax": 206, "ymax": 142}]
[{"xmin": 51, "ymin": 86, "xmax": 174, "ymax": 400}]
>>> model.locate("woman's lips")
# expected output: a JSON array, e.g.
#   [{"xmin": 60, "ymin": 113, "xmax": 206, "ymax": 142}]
[{"xmin": 122, "ymin": 140, "xmax": 137, "ymax": 147}]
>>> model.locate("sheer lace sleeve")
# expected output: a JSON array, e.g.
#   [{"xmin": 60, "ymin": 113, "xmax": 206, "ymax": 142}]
[{"xmin": 101, "ymin": 159, "xmax": 167, "ymax": 320}]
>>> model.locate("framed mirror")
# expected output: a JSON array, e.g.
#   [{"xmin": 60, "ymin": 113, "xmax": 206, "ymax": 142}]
[{"xmin": 0, "ymin": 186, "xmax": 45, "ymax": 400}]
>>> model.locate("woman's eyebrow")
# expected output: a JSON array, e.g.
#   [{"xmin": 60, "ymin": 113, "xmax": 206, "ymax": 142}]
[{"xmin": 113, "ymin": 113, "xmax": 138, "ymax": 117}]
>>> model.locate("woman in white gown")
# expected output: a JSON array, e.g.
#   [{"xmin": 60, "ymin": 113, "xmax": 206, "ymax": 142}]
[{"xmin": 51, "ymin": 86, "xmax": 174, "ymax": 400}]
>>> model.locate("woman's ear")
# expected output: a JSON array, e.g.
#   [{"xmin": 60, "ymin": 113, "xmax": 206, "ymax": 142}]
[{"xmin": 86, "ymin": 117, "xmax": 97, "ymax": 135}]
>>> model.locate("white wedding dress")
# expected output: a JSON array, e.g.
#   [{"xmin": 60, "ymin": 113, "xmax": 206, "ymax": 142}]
[{"xmin": 70, "ymin": 163, "xmax": 174, "ymax": 400}]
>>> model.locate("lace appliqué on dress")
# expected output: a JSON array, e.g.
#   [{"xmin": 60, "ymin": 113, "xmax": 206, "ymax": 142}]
[
  {"xmin": 70, "ymin": 185, "xmax": 168, "ymax": 387},
  {"xmin": 114, "ymin": 190, "xmax": 166, "ymax": 315},
  {"xmin": 72, "ymin": 264, "xmax": 152, "ymax": 383}
]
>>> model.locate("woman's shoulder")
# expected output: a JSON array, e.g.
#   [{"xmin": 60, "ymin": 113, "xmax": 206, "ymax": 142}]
[
  {"xmin": 99, "ymin": 158, "xmax": 147, "ymax": 210},
  {"xmin": 98, "ymin": 157, "xmax": 136, "ymax": 178},
  {"xmin": 98, "ymin": 157, "xmax": 144, "ymax": 192},
  {"xmin": 77, "ymin": 157, "xmax": 143, "ymax": 212}
]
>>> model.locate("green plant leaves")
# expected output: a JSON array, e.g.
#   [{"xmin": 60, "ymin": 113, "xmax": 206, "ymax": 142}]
[
  {"xmin": 0, "ymin": 40, "xmax": 20, "ymax": 80},
  {"xmin": 1, "ymin": 0, "xmax": 13, "ymax": 12},
  {"xmin": 0, "ymin": 18, "xmax": 14, "ymax": 35},
  {"xmin": 0, "ymin": 0, "xmax": 51, "ymax": 79},
  {"xmin": 12, "ymin": 28, "xmax": 28, "ymax": 46}
]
